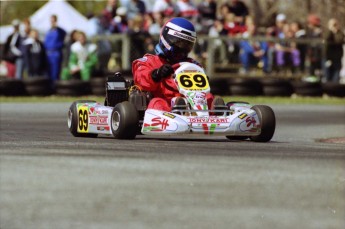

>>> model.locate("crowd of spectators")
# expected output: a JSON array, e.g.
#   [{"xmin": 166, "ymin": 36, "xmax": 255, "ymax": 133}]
[{"xmin": 1, "ymin": 0, "xmax": 344, "ymax": 84}]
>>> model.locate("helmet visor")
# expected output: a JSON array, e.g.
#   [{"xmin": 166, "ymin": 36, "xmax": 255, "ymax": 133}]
[{"xmin": 165, "ymin": 29, "xmax": 196, "ymax": 53}]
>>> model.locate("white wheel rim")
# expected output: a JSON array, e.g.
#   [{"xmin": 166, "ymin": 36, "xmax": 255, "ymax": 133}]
[
  {"xmin": 112, "ymin": 111, "xmax": 120, "ymax": 131},
  {"xmin": 67, "ymin": 110, "xmax": 72, "ymax": 128}
]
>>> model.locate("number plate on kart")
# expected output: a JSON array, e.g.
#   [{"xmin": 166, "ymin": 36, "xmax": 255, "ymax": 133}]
[{"xmin": 176, "ymin": 72, "xmax": 209, "ymax": 91}]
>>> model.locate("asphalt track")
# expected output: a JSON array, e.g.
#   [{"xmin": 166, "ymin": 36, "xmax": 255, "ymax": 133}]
[{"xmin": 0, "ymin": 102, "xmax": 345, "ymax": 229}]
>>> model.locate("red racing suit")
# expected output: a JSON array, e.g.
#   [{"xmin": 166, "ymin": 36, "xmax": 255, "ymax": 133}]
[{"xmin": 132, "ymin": 54, "xmax": 214, "ymax": 111}]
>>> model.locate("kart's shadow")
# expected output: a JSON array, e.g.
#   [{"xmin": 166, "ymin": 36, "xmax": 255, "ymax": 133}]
[
  {"xmin": 135, "ymin": 136, "xmax": 283, "ymax": 143},
  {"xmin": 96, "ymin": 135, "xmax": 283, "ymax": 143}
]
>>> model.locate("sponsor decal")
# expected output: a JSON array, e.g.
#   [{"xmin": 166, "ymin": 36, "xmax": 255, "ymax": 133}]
[
  {"xmin": 143, "ymin": 117, "xmax": 170, "ymax": 132},
  {"xmin": 90, "ymin": 116, "xmax": 98, "ymax": 124},
  {"xmin": 238, "ymin": 113, "xmax": 248, "ymax": 119},
  {"xmin": 97, "ymin": 126, "xmax": 110, "ymax": 131},
  {"xmin": 189, "ymin": 92, "xmax": 207, "ymax": 106},
  {"xmin": 189, "ymin": 117, "xmax": 230, "ymax": 123},
  {"xmin": 245, "ymin": 116, "xmax": 257, "ymax": 127},
  {"xmin": 78, "ymin": 106, "xmax": 89, "ymax": 133},
  {"xmin": 168, "ymin": 29, "xmax": 196, "ymax": 42},
  {"xmin": 163, "ymin": 112, "xmax": 176, "ymax": 119},
  {"xmin": 89, "ymin": 116, "xmax": 108, "ymax": 125}
]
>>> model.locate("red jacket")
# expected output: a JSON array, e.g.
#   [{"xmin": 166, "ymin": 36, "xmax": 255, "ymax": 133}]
[
  {"xmin": 132, "ymin": 54, "xmax": 182, "ymax": 104},
  {"xmin": 132, "ymin": 54, "xmax": 214, "ymax": 108}
]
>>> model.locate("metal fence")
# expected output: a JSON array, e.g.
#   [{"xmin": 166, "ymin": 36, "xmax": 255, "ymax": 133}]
[{"xmin": 91, "ymin": 34, "xmax": 333, "ymax": 79}]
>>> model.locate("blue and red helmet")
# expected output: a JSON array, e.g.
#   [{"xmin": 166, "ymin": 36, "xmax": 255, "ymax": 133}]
[{"xmin": 156, "ymin": 17, "xmax": 197, "ymax": 63}]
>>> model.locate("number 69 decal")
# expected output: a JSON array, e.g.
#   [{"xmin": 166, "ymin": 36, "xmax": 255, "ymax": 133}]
[
  {"xmin": 176, "ymin": 73, "xmax": 209, "ymax": 91},
  {"xmin": 78, "ymin": 106, "xmax": 89, "ymax": 133}
]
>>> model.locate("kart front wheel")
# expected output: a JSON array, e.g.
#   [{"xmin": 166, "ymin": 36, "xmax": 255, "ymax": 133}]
[
  {"xmin": 111, "ymin": 101, "xmax": 139, "ymax": 139},
  {"xmin": 68, "ymin": 100, "xmax": 98, "ymax": 138},
  {"xmin": 250, "ymin": 105, "xmax": 275, "ymax": 142}
]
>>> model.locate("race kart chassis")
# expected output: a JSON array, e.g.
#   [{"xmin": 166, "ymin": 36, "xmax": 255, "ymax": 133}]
[{"xmin": 68, "ymin": 72, "xmax": 275, "ymax": 142}]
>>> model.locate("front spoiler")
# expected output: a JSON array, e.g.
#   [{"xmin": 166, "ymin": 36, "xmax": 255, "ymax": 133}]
[{"xmin": 141, "ymin": 109, "xmax": 261, "ymax": 136}]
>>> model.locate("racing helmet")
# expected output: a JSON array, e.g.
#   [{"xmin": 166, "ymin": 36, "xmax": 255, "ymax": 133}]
[{"xmin": 157, "ymin": 17, "xmax": 197, "ymax": 63}]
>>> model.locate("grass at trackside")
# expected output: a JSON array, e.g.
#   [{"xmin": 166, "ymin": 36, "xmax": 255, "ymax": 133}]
[{"xmin": 0, "ymin": 95, "xmax": 344, "ymax": 105}]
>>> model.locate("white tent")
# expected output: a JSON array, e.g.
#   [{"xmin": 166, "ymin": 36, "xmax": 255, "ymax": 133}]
[
  {"xmin": 30, "ymin": 0, "xmax": 89, "ymax": 34},
  {"xmin": 0, "ymin": 0, "xmax": 89, "ymax": 44}
]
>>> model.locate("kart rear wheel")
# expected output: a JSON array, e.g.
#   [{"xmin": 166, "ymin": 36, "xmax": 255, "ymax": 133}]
[
  {"xmin": 111, "ymin": 101, "xmax": 139, "ymax": 139},
  {"xmin": 68, "ymin": 100, "xmax": 98, "ymax": 138},
  {"xmin": 250, "ymin": 105, "xmax": 275, "ymax": 142}
]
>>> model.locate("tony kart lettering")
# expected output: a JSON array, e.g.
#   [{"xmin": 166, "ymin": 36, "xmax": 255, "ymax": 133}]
[
  {"xmin": 89, "ymin": 116, "xmax": 108, "ymax": 125},
  {"xmin": 188, "ymin": 117, "xmax": 230, "ymax": 123}
]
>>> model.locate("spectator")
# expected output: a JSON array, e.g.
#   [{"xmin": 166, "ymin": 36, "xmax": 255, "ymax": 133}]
[
  {"xmin": 228, "ymin": 0, "xmax": 249, "ymax": 25},
  {"xmin": 306, "ymin": 14, "xmax": 322, "ymax": 77},
  {"xmin": 275, "ymin": 24, "xmax": 300, "ymax": 73},
  {"xmin": 128, "ymin": 15, "xmax": 154, "ymax": 61},
  {"xmin": 219, "ymin": 3, "xmax": 231, "ymax": 22},
  {"xmin": 197, "ymin": 0, "xmax": 217, "ymax": 34},
  {"xmin": 176, "ymin": 0, "xmax": 199, "ymax": 20},
  {"xmin": 152, "ymin": 0, "xmax": 177, "ymax": 18},
  {"xmin": 265, "ymin": 14, "xmax": 287, "ymax": 72},
  {"xmin": 44, "ymin": 14, "xmax": 66, "ymax": 83},
  {"xmin": 223, "ymin": 12, "xmax": 246, "ymax": 37},
  {"xmin": 63, "ymin": 30, "xmax": 80, "ymax": 68},
  {"xmin": 324, "ymin": 18, "xmax": 345, "ymax": 82},
  {"xmin": 290, "ymin": 21, "xmax": 307, "ymax": 72},
  {"xmin": 21, "ymin": 18, "xmax": 31, "ymax": 38},
  {"xmin": 239, "ymin": 22, "xmax": 269, "ymax": 73},
  {"xmin": 274, "ymin": 13, "xmax": 287, "ymax": 38},
  {"xmin": 149, "ymin": 12, "xmax": 165, "ymax": 36},
  {"xmin": 205, "ymin": 19, "xmax": 228, "ymax": 62},
  {"xmin": 101, "ymin": 0, "xmax": 119, "ymax": 33},
  {"xmin": 23, "ymin": 29, "xmax": 47, "ymax": 77},
  {"xmin": 3, "ymin": 19, "xmax": 25, "ymax": 79},
  {"xmin": 86, "ymin": 13, "xmax": 101, "ymax": 38},
  {"xmin": 126, "ymin": 0, "xmax": 146, "ymax": 20},
  {"xmin": 111, "ymin": 6, "xmax": 129, "ymax": 33},
  {"xmin": 61, "ymin": 31, "xmax": 98, "ymax": 81}
]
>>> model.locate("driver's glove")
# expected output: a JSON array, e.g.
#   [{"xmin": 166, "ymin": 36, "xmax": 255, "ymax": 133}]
[{"xmin": 151, "ymin": 64, "xmax": 174, "ymax": 82}]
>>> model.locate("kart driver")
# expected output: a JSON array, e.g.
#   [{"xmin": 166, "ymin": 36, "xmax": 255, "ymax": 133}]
[{"xmin": 132, "ymin": 17, "xmax": 220, "ymax": 112}]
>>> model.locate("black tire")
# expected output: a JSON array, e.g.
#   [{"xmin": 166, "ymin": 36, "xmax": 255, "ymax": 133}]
[
  {"xmin": 90, "ymin": 77, "xmax": 106, "ymax": 88},
  {"xmin": 111, "ymin": 101, "xmax": 139, "ymax": 139},
  {"xmin": 292, "ymin": 81, "xmax": 323, "ymax": 97},
  {"xmin": 322, "ymin": 82, "xmax": 345, "ymax": 97},
  {"xmin": 91, "ymin": 87, "xmax": 106, "ymax": 96},
  {"xmin": 23, "ymin": 77, "xmax": 52, "ymax": 96},
  {"xmin": 67, "ymin": 100, "xmax": 98, "ymax": 138},
  {"xmin": 209, "ymin": 78, "xmax": 230, "ymax": 95},
  {"xmin": 250, "ymin": 105, "xmax": 276, "ymax": 142},
  {"xmin": 0, "ymin": 78, "xmax": 27, "ymax": 96},
  {"xmin": 228, "ymin": 78, "xmax": 263, "ymax": 96},
  {"xmin": 260, "ymin": 78, "xmax": 293, "ymax": 97},
  {"xmin": 55, "ymin": 80, "xmax": 91, "ymax": 96}
]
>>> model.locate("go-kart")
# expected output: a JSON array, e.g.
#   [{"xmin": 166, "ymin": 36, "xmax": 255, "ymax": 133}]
[{"xmin": 68, "ymin": 62, "xmax": 276, "ymax": 142}]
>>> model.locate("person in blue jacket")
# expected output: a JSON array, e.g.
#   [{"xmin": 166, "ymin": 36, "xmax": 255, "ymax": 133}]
[
  {"xmin": 239, "ymin": 22, "xmax": 269, "ymax": 73},
  {"xmin": 44, "ymin": 15, "xmax": 66, "ymax": 83}
]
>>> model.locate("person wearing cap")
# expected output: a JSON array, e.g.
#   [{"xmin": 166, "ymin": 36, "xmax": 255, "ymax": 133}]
[
  {"xmin": 3, "ymin": 19, "xmax": 25, "ymax": 79},
  {"xmin": 44, "ymin": 15, "xmax": 66, "ymax": 83}
]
